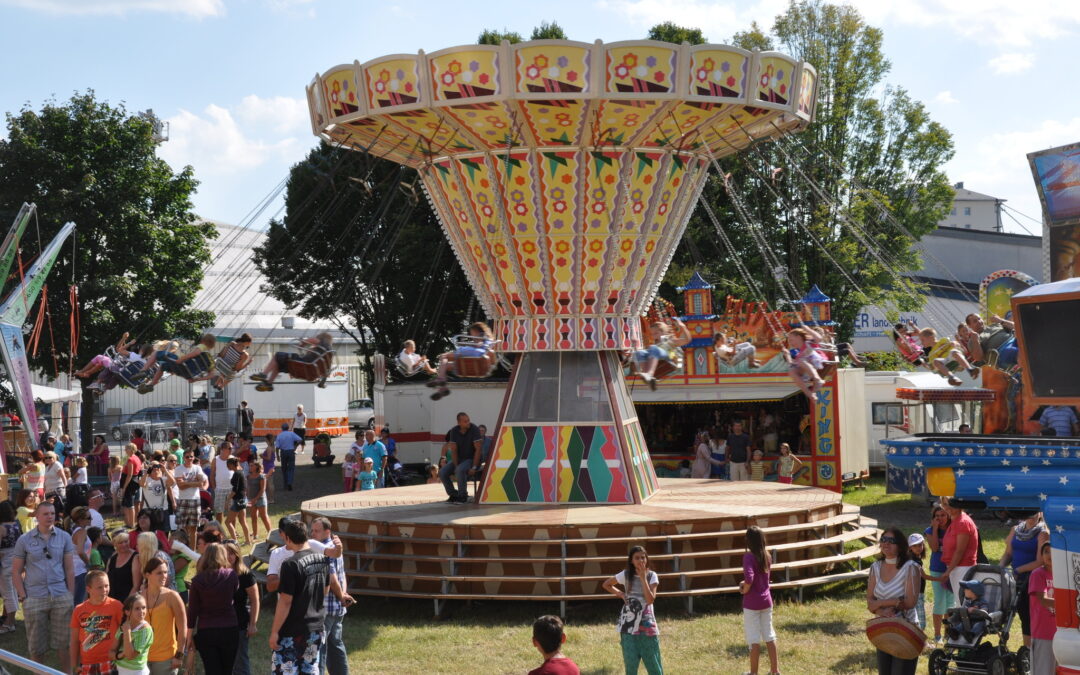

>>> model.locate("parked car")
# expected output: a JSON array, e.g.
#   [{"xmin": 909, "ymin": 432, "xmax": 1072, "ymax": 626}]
[
  {"xmin": 348, "ymin": 399, "xmax": 375, "ymax": 430},
  {"xmin": 110, "ymin": 405, "xmax": 208, "ymax": 443}
]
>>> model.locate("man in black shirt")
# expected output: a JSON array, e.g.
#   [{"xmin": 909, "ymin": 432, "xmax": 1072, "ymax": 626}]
[
  {"xmin": 726, "ymin": 421, "xmax": 752, "ymax": 481},
  {"xmin": 440, "ymin": 412, "xmax": 483, "ymax": 504},
  {"xmin": 269, "ymin": 519, "xmax": 332, "ymax": 672},
  {"xmin": 238, "ymin": 400, "xmax": 255, "ymax": 437}
]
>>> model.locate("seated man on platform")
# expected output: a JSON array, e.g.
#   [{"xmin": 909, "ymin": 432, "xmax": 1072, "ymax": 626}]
[
  {"xmin": 439, "ymin": 412, "xmax": 483, "ymax": 504},
  {"xmin": 964, "ymin": 313, "xmax": 1018, "ymax": 372}
]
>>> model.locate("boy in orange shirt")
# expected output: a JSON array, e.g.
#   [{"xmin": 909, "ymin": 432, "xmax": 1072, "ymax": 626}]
[{"xmin": 69, "ymin": 570, "xmax": 124, "ymax": 675}]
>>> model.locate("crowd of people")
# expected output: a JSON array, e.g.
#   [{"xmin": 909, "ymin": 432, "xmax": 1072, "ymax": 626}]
[
  {"xmin": 2, "ymin": 480, "xmax": 357, "ymax": 675},
  {"xmin": 870, "ymin": 498, "xmax": 1060, "ymax": 675}
]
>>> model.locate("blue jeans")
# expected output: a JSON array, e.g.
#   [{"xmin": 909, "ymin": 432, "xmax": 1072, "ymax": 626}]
[
  {"xmin": 231, "ymin": 629, "xmax": 249, "ymax": 675},
  {"xmin": 320, "ymin": 613, "xmax": 348, "ymax": 675},
  {"xmin": 440, "ymin": 457, "xmax": 473, "ymax": 498},
  {"xmin": 280, "ymin": 450, "xmax": 296, "ymax": 488},
  {"xmin": 73, "ymin": 572, "xmax": 86, "ymax": 606}
]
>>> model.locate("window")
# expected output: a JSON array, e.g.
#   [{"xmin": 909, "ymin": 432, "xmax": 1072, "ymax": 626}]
[
  {"xmin": 963, "ymin": 206, "xmax": 971, "ymax": 216},
  {"xmin": 950, "ymin": 207, "xmax": 956, "ymax": 215},
  {"xmin": 965, "ymin": 224, "xmax": 971, "ymax": 229},
  {"xmin": 871, "ymin": 402, "xmax": 903, "ymax": 425},
  {"xmin": 691, "ymin": 294, "xmax": 703, "ymax": 315}
]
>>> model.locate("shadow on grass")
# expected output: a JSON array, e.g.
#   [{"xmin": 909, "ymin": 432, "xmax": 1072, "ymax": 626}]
[
  {"xmin": 783, "ymin": 619, "xmax": 856, "ymax": 636},
  {"xmin": 831, "ymin": 649, "xmax": 878, "ymax": 673}
]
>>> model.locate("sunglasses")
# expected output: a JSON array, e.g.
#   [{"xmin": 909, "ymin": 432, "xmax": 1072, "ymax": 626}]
[
  {"xmin": 43, "ymin": 547, "xmax": 52, "ymax": 560},
  {"xmin": 879, "ymin": 536, "xmax": 898, "ymax": 545}
]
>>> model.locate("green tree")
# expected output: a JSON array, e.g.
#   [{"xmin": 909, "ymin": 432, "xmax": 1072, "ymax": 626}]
[
  {"xmin": 530, "ymin": 21, "xmax": 567, "ymax": 40},
  {"xmin": 648, "ymin": 21, "xmax": 707, "ymax": 45},
  {"xmin": 0, "ymin": 91, "xmax": 215, "ymax": 449},
  {"xmin": 251, "ymin": 143, "xmax": 472, "ymax": 395},
  {"xmin": 658, "ymin": 1, "xmax": 955, "ymax": 341},
  {"xmin": 478, "ymin": 28, "xmax": 523, "ymax": 45}
]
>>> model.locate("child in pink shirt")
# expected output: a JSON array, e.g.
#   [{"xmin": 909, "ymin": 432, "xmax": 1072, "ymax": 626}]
[{"xmin": 1029, "ymin": 541, "xmax": 1057, "ymax": 675}]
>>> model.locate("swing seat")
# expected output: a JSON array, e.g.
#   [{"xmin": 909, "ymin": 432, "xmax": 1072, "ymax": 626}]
[
  {"xmin": 450, "ymin": 335, "xmax": 497, "ymax": 379},
  {"xmin": 213, "ymin": 343, "xmax": 247, "ymax": 383},
  {"xmin": 633, "ymin": 347, "xmax": 684, "ymax": 381},
  {"xmin": 286, "ymin": 347, "xmax": 335, "ymax": 382},
  {"xmin": 116, "ymin": 361, "xmax": 156, "ymax": 389},
  {"xmin": 175, "ymin": 352, "xmax": 214, "ymax": 381},
  {"xmin": 395, "ymin": 354, "xmax": 430, "ymax": 378}
]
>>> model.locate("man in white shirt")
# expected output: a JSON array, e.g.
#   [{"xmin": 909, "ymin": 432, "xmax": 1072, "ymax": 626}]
[
  {"xmin": 265, "ymin": 518, "xmax": 343, "ymax": 592},
  {"xmin": 209, "ymin": 442, "xmax": 234, "ymax": 523},
  {"xmin": 85, "ymin": 491, "xmax": 106, "ymax": 532},
  {"xmin": 175, "ymin": 450, "xmax": 209, "ymax": 545}
]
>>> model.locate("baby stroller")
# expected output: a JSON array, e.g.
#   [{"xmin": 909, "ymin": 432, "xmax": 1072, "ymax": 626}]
[
  {"xmin": 312, "ymin": 432, "xmax": 335, "ymax": 467},
  {"xmin": 928, "ymin": 564, "xmax": 1029, "ymax": 675}
]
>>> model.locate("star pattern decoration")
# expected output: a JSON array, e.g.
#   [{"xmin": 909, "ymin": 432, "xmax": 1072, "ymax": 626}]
[
  {"xmin": 957, "ymin": 469, "xmax": 965, "ymax": 477},
  {"xmin": 1060, "ymin": 476, "xmax": 1070, "ymax": 485},
  {"xmin": 977, "ymin": 485, "xmax": 987, "ymax": 494},
  {"xmin": 991, "ymin": 496, "xmax": 1000, "ymax": 502},
  {"xmin": 1057, "ymin": 525, "xmax": 1065, "ymax": 533},
  {"xmin": 1005, "ymin": 483, "xmax": 1014, "ymax": 492},
  {"xmin": 915, "ymin": 461, "xmax": 924, "ymax": 469},
  {"xmin": 1067, "ymin": 504, "xmax": 1076, "ymax": 514},
  {"xmin": 1001, "ymin": 459, "xmax": 1010, "ymax": 466},
  {"xmin": 1043, "ymin": 460, "xmax": 1052, "ymax": 466},
  {"xmin": 1020, "ymin": 466, "xmax": 1030, "ymax": 474},
  {"xmin": 1039, "ymin": 493, "xmax": 1048, "ymax": 502},
  {"xmin": 957, "ymin": 459, "xmax": 967, "ymax": 466}
]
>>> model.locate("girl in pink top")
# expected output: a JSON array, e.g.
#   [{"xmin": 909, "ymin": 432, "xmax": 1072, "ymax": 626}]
[
  {"xmin": 740, "ymin": 526, "xmax": 779, "ymax": 675},
  {"xmin": 1028, "ymin": 542, "xmax": 1057, "ymax": 675}
]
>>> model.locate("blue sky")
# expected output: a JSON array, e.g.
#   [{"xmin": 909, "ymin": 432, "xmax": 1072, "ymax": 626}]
[{"xmin": 2, "ymin": 0, "xmax": 1078, "ymax": 235}]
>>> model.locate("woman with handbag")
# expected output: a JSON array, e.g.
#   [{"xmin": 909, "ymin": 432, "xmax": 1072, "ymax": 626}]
[
  {"xmin": 223, "ymin": 457, "xmax": 251, "ymax": 545},
  {"xmin": 140, "ymin": 462, "xmax": 175, "ymax": 533},
  {"xmin": 866, "ymin": 527, "xmax": 924, "ymax": 675}
]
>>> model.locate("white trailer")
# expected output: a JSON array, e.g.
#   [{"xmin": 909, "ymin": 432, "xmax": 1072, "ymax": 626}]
[{"xmin": 375, "ymin": 379, "xmax": 506, "ymax": 464}]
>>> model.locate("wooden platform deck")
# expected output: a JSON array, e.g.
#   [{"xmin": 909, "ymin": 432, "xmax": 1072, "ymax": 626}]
[{"xmin": 301, "ymin": 479, "xmax": 879, "ymax": 615}]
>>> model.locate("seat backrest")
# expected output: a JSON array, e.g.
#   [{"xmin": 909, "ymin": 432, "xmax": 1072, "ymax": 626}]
[
  {"xmin": 964, "ymin": 566, "xmax": 1008, "ymax": 614},
  {"xmin": 180, "ymin": 352, "xmax": 213, "ymax": 379}
]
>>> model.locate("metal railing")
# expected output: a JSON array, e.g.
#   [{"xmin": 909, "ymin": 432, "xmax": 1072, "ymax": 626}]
[{"xmin": 0, "ymin": 649, "xmax": 64, "ymax": 674}]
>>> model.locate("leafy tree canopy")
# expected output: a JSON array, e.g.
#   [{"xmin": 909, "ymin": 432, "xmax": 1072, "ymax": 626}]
[
  {"xmin": 478, "ymin": 28, "xmax": 523, "ymax": 45},
  {"xmin": 0, "ymin": 91, "xmax": 215, "ymax": 447},
  {"xmin": 657, "ymin": 1, "xmax": 955, "ymax": 341},
  {"xmin": 648, "ymin": 21, "xmax": 707, "ymax": 45},
  {"xmin": 531, "ymin": 21, "xmax": 567, "ymax": 40}
]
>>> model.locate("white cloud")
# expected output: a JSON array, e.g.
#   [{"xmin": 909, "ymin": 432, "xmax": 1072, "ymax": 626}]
[
  {"xmin": 946, "ymin": 117, "xmax": 1080, "ymax": 229},
  {"xmin": 988, "ymin": 52, "xmax": 1035, "ymax": 74},
  {"xmin": 157, "ymin": 96, "xmax": 309, "ymax": 176},
  {"xmin": 598, "ymin": 0, "xmax": 1080, "ymax": 49},
  {"xmin": 0, "ymin": 0, "xmax": 224, "ymax": 18},
  {"xmin": 934, "ymin": 90, "xmax": 958, "ymax": 105}
]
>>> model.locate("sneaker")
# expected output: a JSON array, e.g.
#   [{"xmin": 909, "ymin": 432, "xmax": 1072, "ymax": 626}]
[
  {"xmin": 250, "ymin": 373, "xmax": 268, "ymax": 382},
  {"xmin": 947, "ymin": 375, "xmax": 962, "ymax": 386},
  {"xmin": 426, "ymin": 378, "xmax": 445, "ymax": 388},
  {"xmin": 648, "ymin": 376, "xmax": 657, "ymax": 391},
  {"xmin": 136, "ymin": 383, "xmax": 154, "ymax": 394},
  {"xmin": 968, "ymin": 367, "xmax": 980, "ymax": 379},
  {"xmin": 445, "ymin": 495, "xmax": 458, "ymax": 503},
  {"xmin": 255, "ymin": 383, "xmax": 274, "ymax": 392}
]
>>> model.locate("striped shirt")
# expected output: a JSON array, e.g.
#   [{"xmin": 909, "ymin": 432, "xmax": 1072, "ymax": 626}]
[
  {"xmin": 1039, "ymin": 406, "xmax": 1077, "ymax": 437},
  {"xmin": 870, "ymin": 560, "xmax": 920, "ymax": 623}
]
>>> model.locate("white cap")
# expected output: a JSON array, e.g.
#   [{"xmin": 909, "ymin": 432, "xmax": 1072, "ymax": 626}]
[{"xmin": 908, "ymin": 533, "xmax": 925, "ymax": 547}]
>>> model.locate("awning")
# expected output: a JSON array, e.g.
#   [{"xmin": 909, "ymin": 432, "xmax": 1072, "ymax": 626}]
[
  {"xmin": 632, "ymin": 383, "xmax": 800, "ymax": 404},
  {"xmin": 1, "ymin": 382, "xmax": 82, "ymax": 404}
]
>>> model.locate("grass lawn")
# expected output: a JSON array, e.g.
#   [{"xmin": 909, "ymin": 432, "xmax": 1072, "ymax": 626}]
[{"xmin": 0, "ymin": 462, "xmax": 1025, "ymax": 674}]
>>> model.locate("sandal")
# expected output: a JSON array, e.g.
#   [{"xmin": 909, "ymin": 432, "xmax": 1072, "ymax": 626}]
[{"xmin": 947, "ymin": 375, "xmax": 962, "ymax": 386}]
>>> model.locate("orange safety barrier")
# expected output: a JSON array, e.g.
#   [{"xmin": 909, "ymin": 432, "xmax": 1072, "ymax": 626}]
[{"xmin": 251, "ymin": 417, "xmax": 350, "ymax": 439}]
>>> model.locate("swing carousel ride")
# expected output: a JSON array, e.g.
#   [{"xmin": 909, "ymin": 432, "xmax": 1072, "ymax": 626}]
[{"xmin": 299, "ymin": 39, "xmax": 886, "ymax": 612}]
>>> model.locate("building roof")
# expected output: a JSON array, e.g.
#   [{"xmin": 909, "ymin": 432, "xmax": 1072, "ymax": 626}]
[
  {"xmin": 952, "ymin": 186, "xmax": 1002, "ymax": 202},
  {"xmin": 192, "ymin": 221, "xmax": 349, "ymax": 339},
  {"xmin": 677, "ymin": 271, "xmax": 713, "ymax": 291},
  {"xmin": 800, "ymin": 284, "xmax": 831, "ymax": 303}
]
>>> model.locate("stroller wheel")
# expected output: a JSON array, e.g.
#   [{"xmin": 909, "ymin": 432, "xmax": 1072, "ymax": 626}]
[
  {"xmin": 1014, "ymin": 646, "xmax": 1030, "ymax": 675},
  {"xmin": 927, "ymin": 648, "xmax": 948, "ymax": 675},
  {"xmin": 987, "ymin": 653, "xmax": 1006, "ymax": 675}
]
